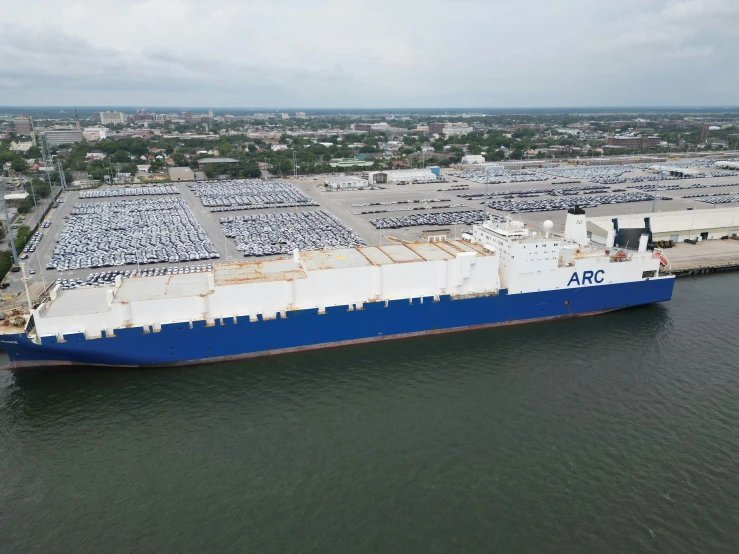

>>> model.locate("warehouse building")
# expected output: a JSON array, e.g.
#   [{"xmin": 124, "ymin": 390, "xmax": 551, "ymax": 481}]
[
  {"xmin": 383, "ymin": 168, "xmax": 437, "ymax": 182},
  {"xmin": 588, "ymin": 207, "xmax": 739, "ymax": 246},
  {"xmin": 324, "ymin": 176, "xmax": 368, "ymax": 190},
  {"xmin": 461, "ymin": 154, "xmax": 485, "ymax": 165},
  {"xmin": 649, "ymin": 164, "xmax": 701, "ymax": 177},
  {"xmin": 197, "ymin": 157, "xmax": 239, "ymax": 167},
  {"xmin": 4, "ymin": 192, "xmax": 29, "ymax": 206}
]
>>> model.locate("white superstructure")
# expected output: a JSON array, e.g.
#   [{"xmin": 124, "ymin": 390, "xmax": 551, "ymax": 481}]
[{"xmin": 470, "ymin": 210, "xmax": 662, "ymax": 294}]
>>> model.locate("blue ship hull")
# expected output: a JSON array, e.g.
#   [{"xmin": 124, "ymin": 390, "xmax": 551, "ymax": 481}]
[{"xmin": 0, "ymin": 278, "xmax": 674, "ymax": 369}]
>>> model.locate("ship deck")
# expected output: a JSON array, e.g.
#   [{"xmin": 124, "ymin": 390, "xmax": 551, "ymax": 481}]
[{"xmin": 36, "ymin": 241, "xmax": 494, "ymax": 320}]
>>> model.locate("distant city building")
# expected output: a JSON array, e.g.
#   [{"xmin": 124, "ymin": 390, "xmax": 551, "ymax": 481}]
[
  {"xmin": 9, "ymin": 138, "xmax": 35, "ymax": 152},
  {"xmin": 99, "ymin": 111, "xmax": 127, "ymax": 125},
  {"xmin": 13, "ymin": 114, "xmax": 34, "ymax": 136},
  {"xmin": 295, "ymin": 112, "xmax": 306, "ymax": 119},
  {"xmin": 83, "ymin": 126, "xmax": 107, "ymax": 141},
  {"xmin": 427, "ymin": 122, "xmax": 473, "ymax": 137},
  {"xmin": 280, "ymin": 113, "xmax": 289, "ymax": 119},
  {"xmin": 253, "ymin": 113, "xmax": 273, "ymax": 120},
  {"xmin": 442, "ymin": 123, "xmax": 473, "ymax": 137},
  {"xmin": 352, "ymin": 122, "xmax": 407, "ymax": 135},
  {"xmin": 606, "ymin": 135, "xmax": 661, "ymax": 149},
  {"xmin": 182, "ymin": 111, "xmax": 193, "ymax": 121},
  {"xmin": 271, "ymin": 144, "xmax": 289, "ymax": 151},
  {"xmin": 42, "ymin": 130, "xmax": 83, "ymax": 146}
]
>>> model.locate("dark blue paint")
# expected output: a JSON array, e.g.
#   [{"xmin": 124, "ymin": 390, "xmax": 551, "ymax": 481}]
[{"xmin": 0, "ymin": 279, "xmax": 674, "ymax": 367}]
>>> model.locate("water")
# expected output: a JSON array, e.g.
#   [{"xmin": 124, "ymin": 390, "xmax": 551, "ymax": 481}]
[{"xmin": 1, "ymin": 276, "xmax": 738, "ymax": 553}]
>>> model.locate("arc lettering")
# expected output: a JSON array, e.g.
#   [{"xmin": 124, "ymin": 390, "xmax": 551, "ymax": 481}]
[{"xmin": 567, "ymin": 270, "xmax": 605, "ymax": 287}]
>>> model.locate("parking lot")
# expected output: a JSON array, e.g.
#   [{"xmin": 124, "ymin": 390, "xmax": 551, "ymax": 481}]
[{"xmin": 4, "ymin": 162, "xmax": 739, "ymax": 299}]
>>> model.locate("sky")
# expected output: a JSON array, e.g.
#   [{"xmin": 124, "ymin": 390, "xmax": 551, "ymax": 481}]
[{"xmin": 1, "ymin": 0, "xmax": 738, "ymax": 108}]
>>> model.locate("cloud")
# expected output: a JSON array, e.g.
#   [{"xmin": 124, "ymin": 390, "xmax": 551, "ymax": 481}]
[{"xmin": 0, "ymin": 0, "xmax": 737, "ymax": 107}]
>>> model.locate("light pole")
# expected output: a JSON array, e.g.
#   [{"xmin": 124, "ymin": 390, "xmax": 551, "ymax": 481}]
[{"xmin": 2, "ymin": 189, "xmax": 19, "ymax": 266}]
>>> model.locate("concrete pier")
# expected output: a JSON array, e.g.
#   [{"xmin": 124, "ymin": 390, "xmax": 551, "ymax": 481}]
[{"xmin": 662, "ymin": 240, "xmax": 739, "ymax": 276}]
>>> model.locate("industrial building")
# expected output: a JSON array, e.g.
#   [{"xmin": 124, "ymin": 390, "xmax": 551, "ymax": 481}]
[
  {"xmin": 382, "ymin": 168, "xmax": 439, "ymax": 183},
  {"xmin": 324, "ymin": 176, "xmax": 369, "ymax": 190},
  {"xmin": 588, "ymin": 207, "xmax": 739, "ymax": 247}
]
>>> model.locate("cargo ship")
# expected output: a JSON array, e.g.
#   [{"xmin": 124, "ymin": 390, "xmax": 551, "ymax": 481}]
[{"xmin": 0, "ymin": 208, "xmax": 674, "ymax": 369}]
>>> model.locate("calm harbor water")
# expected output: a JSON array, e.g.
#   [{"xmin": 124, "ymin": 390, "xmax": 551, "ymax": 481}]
[{"xmin": 1, "ymin": 275, "xmax": 738, "ymax": 553}]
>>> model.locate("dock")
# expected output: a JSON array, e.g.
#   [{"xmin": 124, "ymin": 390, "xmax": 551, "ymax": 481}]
[{"xmin": 662, "ymin": 240, "xmax": 739, "ymax": 276}]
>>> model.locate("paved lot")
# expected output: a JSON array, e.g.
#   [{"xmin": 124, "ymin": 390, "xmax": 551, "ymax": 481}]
[{"xmin": 663, "ymin": 240, "xmax": 739, "ymax": 270}]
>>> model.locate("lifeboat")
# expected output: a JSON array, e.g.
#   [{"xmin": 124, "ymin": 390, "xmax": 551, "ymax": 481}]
[{"xmin": 653, "ymin": 248, "xmax": 669, "ymax": 267}]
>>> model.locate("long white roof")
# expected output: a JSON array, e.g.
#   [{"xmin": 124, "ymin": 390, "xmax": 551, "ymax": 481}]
[{"xmin": 589, "ymin": 207, "xmax": 739, "ymax": 233}]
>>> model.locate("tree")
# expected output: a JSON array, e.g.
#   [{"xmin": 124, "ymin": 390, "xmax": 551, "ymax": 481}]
[
  {"xmin": 111, "ymin": 150, "xmax": 131, "ymax": 163},
  {"xmin": 25, "ymin": 146, "xmax": 41, "ymax": 158},
  {"xmin": 10, "ymin": 158, "xmax": 26, "ymax": 173}
]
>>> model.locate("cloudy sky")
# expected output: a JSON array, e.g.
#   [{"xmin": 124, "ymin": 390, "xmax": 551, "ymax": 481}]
[{"xmin": 1, "ymin": 0, "xmax": 737, "ymax": 107}]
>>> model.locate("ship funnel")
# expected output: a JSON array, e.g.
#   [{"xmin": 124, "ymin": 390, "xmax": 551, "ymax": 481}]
[
  {"xmin": 638, "ymin": 234, "xmax": 649, "ymax": 253},
  {"xmin": 606, "ymin": 228, "xmax": 616, "ymax": 248},
  {"xmin": 564, "ymin": 206, "xmax": 589, "ymax": 246}
]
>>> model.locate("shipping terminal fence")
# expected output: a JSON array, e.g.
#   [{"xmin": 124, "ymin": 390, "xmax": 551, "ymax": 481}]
[{"xmin": 188, "ymin": 179, "xmax": 318, "ymax": 212}]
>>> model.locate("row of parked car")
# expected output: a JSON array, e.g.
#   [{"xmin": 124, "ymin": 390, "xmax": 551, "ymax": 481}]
[
  {"xmin": 45, "ymin": 198, "xmax": 219, "ymax": 271},
  {"xmin": 189, "ymin": 179, "xmax": 317, "ymax": 211},
  {"xmin": 220, "ymin": 211, "xmax": 365, "ymax": 257},
  {"xmin": 370, "ymin": 210, "xmax": 504, "ymax": 230},
  {"xmin": 79, "ymin": 186, "xmax": 180, "ymax": 198}
]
